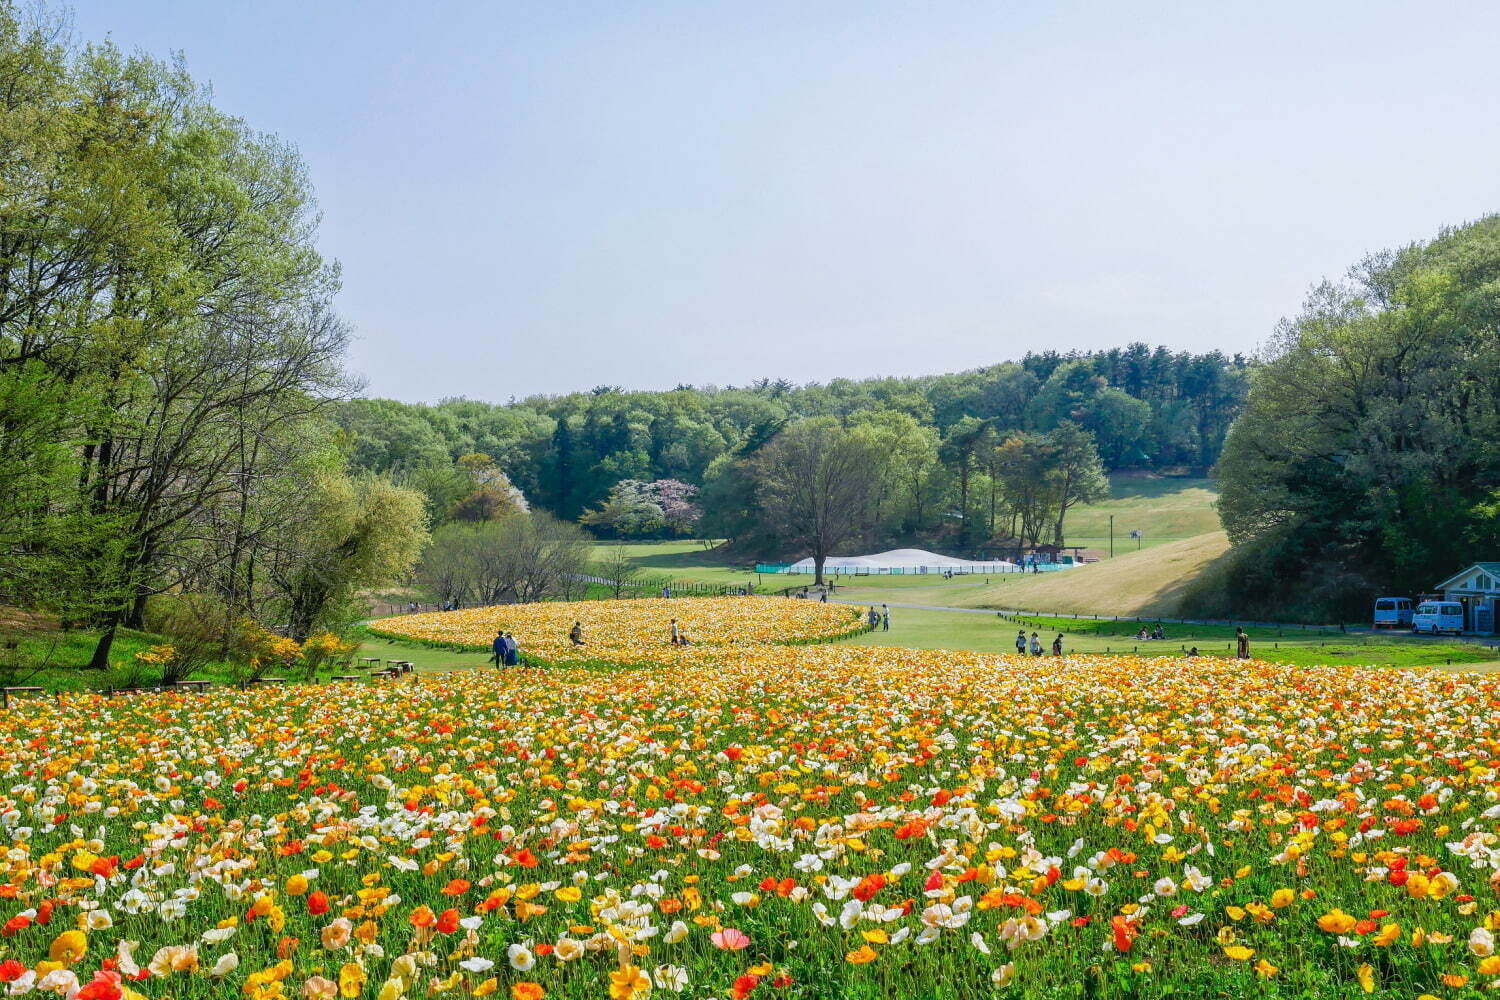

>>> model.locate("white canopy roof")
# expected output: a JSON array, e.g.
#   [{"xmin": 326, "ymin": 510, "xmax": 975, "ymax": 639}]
[{"xmin": 786, "ymin": 548, "xmax": 1015, "ymax": 572}]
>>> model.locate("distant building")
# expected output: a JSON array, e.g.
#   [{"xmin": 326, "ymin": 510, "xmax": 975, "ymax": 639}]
[{"xmin": 1432, "ymin": 563, "xmax": 1500, "ymax": 635}]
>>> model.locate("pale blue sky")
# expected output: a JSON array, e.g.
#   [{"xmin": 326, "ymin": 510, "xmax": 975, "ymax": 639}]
[{"xmin": 71, "ymin": 1, "xmax": 1500, "ymax": 402}]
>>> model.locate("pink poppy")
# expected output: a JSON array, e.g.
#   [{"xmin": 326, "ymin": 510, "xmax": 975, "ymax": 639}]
[{"xmin": 711, "ymin": 927, "xmax": 751, "ymax": 951}]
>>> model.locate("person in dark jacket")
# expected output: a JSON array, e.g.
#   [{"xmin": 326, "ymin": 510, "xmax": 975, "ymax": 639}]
[{"xmin": 491, "ymin": 630, "xmax": 506, "ymax": 667}]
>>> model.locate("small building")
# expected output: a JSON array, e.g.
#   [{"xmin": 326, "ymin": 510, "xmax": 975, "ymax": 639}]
[{"xmin": 1432, "ymin": 563, "xmax": 1500, "ymax": 635}]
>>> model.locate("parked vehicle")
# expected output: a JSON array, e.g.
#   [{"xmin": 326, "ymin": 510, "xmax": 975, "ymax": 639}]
[
  {"xmin": 1413, "ymin": 600, "xmax": 1465, "ymax": 635},
  {"xmin": 1372, "ymin": 597, "xmax": 1413, "ymax": 628}
]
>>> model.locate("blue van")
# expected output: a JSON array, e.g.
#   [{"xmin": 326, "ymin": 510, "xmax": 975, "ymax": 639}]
[{"xmin": 1372, "ymin": 597, "xmax": 1413, "ymax": 628}]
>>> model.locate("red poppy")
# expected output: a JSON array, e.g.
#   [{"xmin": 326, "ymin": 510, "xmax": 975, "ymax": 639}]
[
  {"xmin": 76, "ymin": 973, "xmax": 123, "ymax": 1000},
  {"xmin": 307, "ymin": 891, "xmax": 329, "ymax": 916},
  {"xmin": 852, "ymin": 873, "xmax": 886, "ymax": 902}
]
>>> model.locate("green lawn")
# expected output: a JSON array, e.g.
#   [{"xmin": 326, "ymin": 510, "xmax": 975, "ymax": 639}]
[
  {"xmin": 356, "ymin": 631, "xmax": 489, "ymax": 672},
  {"xmin": 836, "ymin": 605, "xmax": 1496, "ymax": 668},
  {"xmin": 1057, "ymin": 474, "xmax": 1221, "ymax": 551},
  {"xmin": 590, "ymin": 539, "xmax": 761, "ymax": 588}
]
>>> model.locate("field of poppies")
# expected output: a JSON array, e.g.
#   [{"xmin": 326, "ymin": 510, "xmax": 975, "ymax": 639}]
[
  {"xmin": 366, "ymin": 598, "xmax": 868, "ymax": 661},
  {"xmin": 3, "ymin": 609, "xmax": 1500, "ymax": 999}
]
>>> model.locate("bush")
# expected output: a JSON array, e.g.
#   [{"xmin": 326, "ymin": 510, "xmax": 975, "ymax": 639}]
[{"xmin": 142, "ymin": 594, "xmax": 235, "ymax": 685}]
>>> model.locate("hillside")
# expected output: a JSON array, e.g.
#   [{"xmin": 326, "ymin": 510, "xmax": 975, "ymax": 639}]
[
  {"xmin": 955, "ymin": 531, "xmax": 1231, "ymax": 617},
  {"xmin": 1061, "ymin": 475, "xmax": 1221, "ymax": 552}
]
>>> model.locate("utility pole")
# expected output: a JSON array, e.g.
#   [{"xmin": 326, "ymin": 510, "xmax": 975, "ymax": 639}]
[{"xmin": 1109, "ymin": 514, "xmax": 1114, "ymax": 558}]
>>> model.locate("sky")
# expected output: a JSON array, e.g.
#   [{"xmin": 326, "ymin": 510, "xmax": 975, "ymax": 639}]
[{"xmin": 69, "ymin": 0, "xmax": 1500, "ymax": 403}]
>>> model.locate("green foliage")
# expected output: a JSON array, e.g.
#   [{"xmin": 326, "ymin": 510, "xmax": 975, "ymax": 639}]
[
  {"xmin": 1205, "ymin": 215, "xmax": 1500, "ymax": 620},
  {"xmin": 270, "ymin": 473, "xmax": 430, "ymax": 640},
  {"xmin": 0, "ymin": 5, "xmax": 429, "ymax": 660}
]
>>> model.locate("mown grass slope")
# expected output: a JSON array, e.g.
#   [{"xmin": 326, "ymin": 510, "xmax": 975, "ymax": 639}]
[{"xmin": 950, "ymin": 531, "xmax": 1232, "ymax": 617}]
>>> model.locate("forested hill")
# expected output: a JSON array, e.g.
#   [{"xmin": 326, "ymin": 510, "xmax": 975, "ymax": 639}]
[{"xmin": 337, "ymin": 345, "xmax": 1248, "ymax": 520}]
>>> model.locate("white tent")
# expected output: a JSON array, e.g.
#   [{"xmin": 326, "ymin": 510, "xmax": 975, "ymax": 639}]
[{"xmin": 786, "ymin": 548, "xmax": 1017, "ymax": 574}]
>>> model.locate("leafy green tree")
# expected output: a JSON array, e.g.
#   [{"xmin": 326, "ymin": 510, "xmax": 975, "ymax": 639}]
[
  {"xmin": 269, "ymin": 474, "xmax": 429, "ymax": 641},
  {"xmin": 1046, "ymin": 421, "xmax": 1109, "ymax": 544},
  {"xmin": 1206, "ymin": 216, "xmax": 1500, "ymax": 620},
  {"xmin": 939, "ymin": 417, "xmax": 998, "ymax": 543}
]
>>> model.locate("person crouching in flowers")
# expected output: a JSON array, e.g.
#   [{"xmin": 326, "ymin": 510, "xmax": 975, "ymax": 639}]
[{"xmin": 569, "ymin": 621, "xmax": 586, "ymax": 647}]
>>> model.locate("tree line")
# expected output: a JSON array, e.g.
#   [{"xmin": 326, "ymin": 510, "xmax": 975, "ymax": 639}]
[
  {"xmin": 0, "ymin": 7, "xmax": 430, "ymax": 667},
  {"xmin": 339, "ymin": 346, "xmax": 1248, "ymax": 556}
]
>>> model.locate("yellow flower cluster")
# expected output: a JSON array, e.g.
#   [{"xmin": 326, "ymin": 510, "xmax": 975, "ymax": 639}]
[
  {"xmin": 369, "ymin": 597, "xmax": 866, "ymax": 659},
  {"xmin": 131, "ymin": 644, "xmax": 176, "ymax": 667}
]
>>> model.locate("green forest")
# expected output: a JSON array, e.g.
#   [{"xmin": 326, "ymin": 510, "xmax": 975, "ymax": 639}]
[{"xmin": 338, "ymin": 345, "xmax": 1249, "ymax": 557}]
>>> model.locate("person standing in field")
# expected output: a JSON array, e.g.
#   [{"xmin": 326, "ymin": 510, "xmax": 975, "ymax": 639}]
[
  {"xmin": 1015, "ymin": 630, "xmax": 1027, "ymax": 655},
  {"xmin": 1029, "ymin": 632, "xmax": 1043, "ymax": 656},
  {"xmin": 669, "ymin": 618, "xmax": 682, "ymax": 646},
  {"xmin": 1236, "ymin": 627, "xmax": 1250, "ymax": 659},
  {"xmin": 881, "ymin": 605, "xmax": 890, "ymax": 631},
  {"xmin": 491, "ymin": 630, "xmax": 506, "ymax": 668},
  {"xmin": 1052, "ymin": 633, "xmax": 1063, "ymax": 655},
  {"xmin": 502, "ymin": 632, "xmax": 519, "ymax": 666}
]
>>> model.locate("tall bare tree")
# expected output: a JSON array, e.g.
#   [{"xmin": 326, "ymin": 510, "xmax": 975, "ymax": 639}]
[{"xmin": 753, "ymin": 418, "xmax": 884, "ymax": 585}]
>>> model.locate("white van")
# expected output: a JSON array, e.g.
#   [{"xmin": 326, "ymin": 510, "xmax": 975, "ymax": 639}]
[
  {"xmin": 1413, "ymin": 601, "xmax": 1464, "ymax": 635},
  {"xmin": 1372, "ymin": 597, "xmax": 1413, "ymax": 628}
]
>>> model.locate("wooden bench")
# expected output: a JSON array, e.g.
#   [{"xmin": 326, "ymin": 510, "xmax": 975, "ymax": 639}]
[
  {"xmin": 1, "ymin": 686, "xmax": 44, "ymax": 709},
  {"xmin": 359, "ymin": 657, "xmax": 382, "ymax": 667},
  {"xmin": 171, "ymin": 680, "xmax": 213, "ymax": 691},
  {"xmin": 251, "ymin": 676, "xmax": 287, "ymax": 685},
  {"xmin": 330, "ymin": 675, "xmax": 363, "ymax": 682},
  {"xmin": 103, "ymin": 687, "xmax": 147, "ymax": 698}
]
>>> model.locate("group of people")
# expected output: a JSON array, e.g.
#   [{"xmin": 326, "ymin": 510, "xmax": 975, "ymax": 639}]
[
  {"xmin": 1134, "ymin": 624, "xmax": 1169, "ymax": 641},
  {"xmin": 558, "ymin": 618, "xmax": 692, "ymax": 650},
  {"xmin": 489, "ymin": 630, "xmax": 520, "ymax": 666},
  {"xmin": 866, "ymin": 605, "xmax": 890, "ymax": 631},
  {"xmin": 1015, "ymin": 630, "xmax": 1064, "ymax": 656}
]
